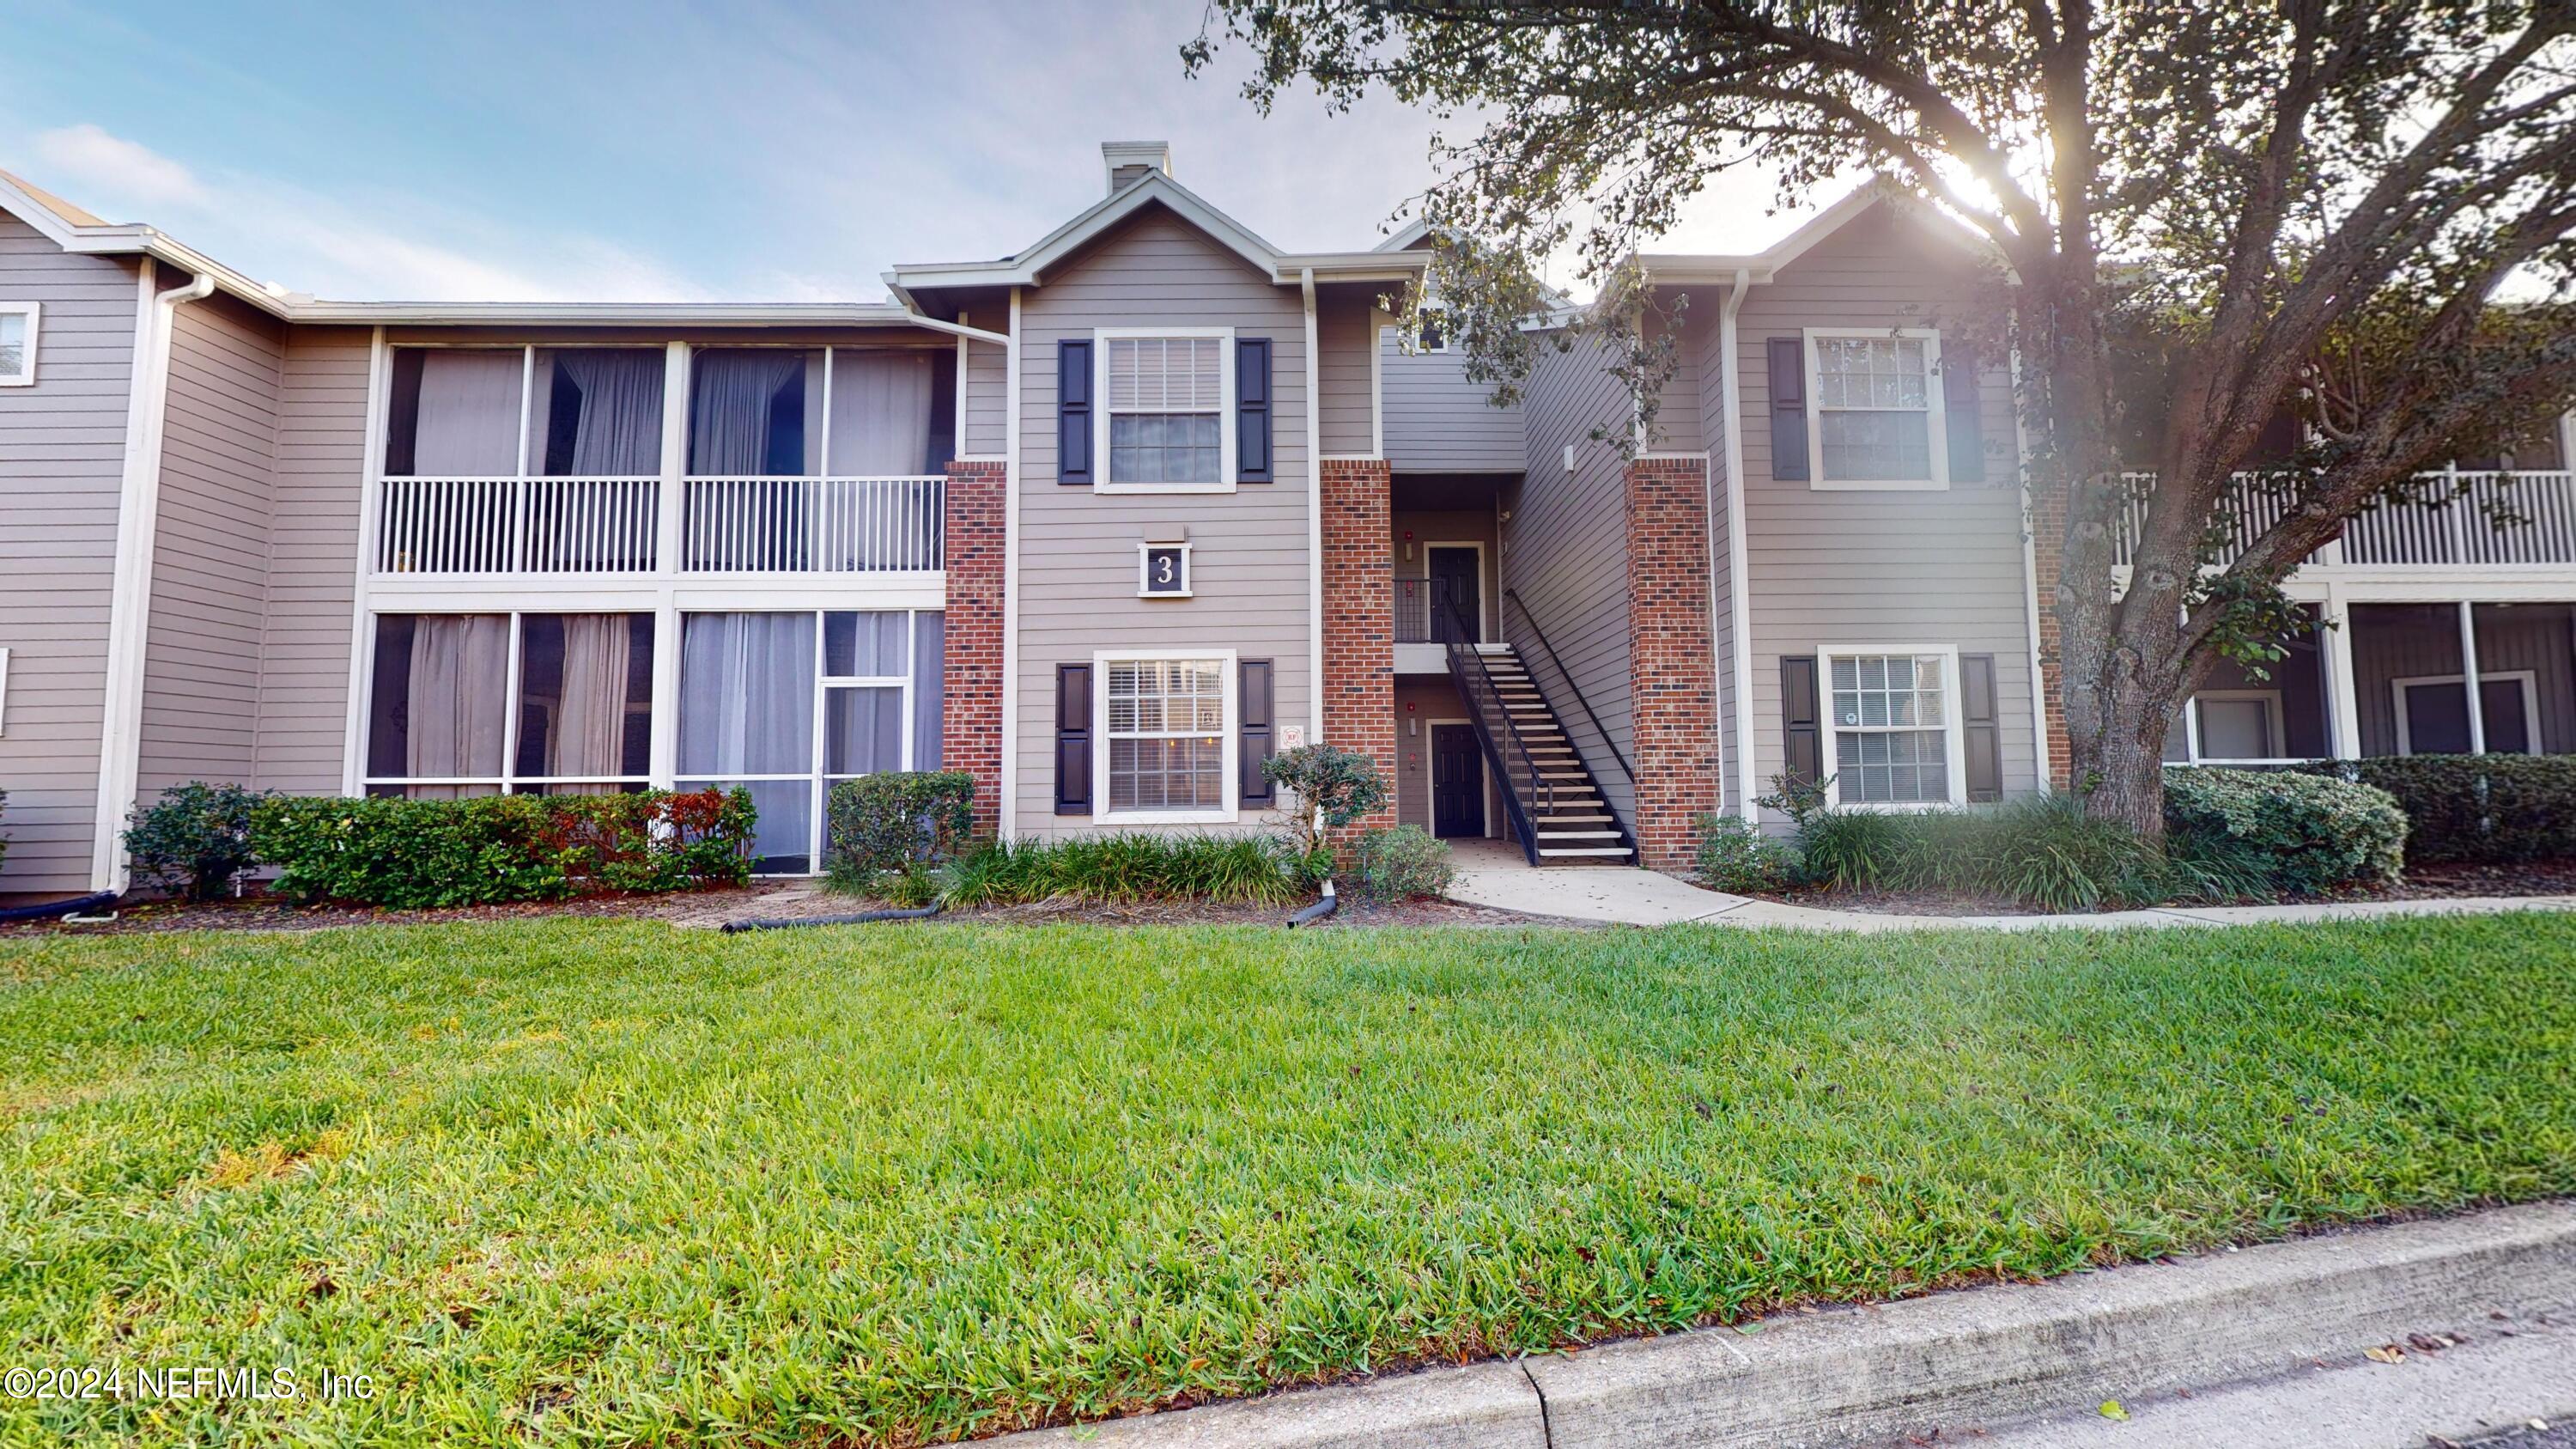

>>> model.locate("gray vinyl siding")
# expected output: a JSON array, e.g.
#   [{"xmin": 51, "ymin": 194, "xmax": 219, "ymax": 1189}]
[
  {"xmin": 1734, "ymin": 205, "xmax": 2035, "ymax": 825},
  {"xmin": 2348, "ymin": 603, "xmax": 2576, "ymax": 757},
  {"xmin": 1317, "ymin": 292, "xmax": 1376, "ymax": 455},
  {"xmin": 252, "ymin": 326, "xmax": 372, "ymax": 796},
  {"xmin": 0, "ymin": 210, "xmax": 139, "ymax": 896},
  {"xmin": 963, "ymin": 335, "xmax": 1006, "ymax": 456},
  {"xmin": 1644, "ymin": 306, "xmax": 1709, "ymax": 454},
  {"xmin": 1381, "ymin": 329, "xmax": 1522, "ymax": 472},
  {"xmin": 137, "ymin": 295, "xmax": 283, "ymax": 799},
  {"xmin": 1504, "ymin": 332, "xmax": 1636, "ymax": 830},
  {"xmin": 1011, "ymin": 205, "xmax": 1312, "ymax": 837}
]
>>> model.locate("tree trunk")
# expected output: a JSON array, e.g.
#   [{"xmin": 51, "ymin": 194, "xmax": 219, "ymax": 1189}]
[{"xmin": 2070, "ymin": 661, "xmax": 2184, "ymax": 838}]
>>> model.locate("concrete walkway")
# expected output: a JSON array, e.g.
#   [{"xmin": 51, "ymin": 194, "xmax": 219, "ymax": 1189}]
[{"xmin": 1445, "ymin": 856, "xmax": 2576, "ymax": 929}]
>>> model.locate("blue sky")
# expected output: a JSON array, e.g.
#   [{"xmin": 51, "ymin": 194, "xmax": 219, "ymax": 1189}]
[{"xmin": 0, "ymin": 0, "xmax": 1795, "ymax": 303}]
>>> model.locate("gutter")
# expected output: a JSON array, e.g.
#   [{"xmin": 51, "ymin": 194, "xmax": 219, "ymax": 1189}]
[
  {"xmin": 90, "ymin": 262, "xmax": 216, "ymax": 892},
  {"xmin": 1302, "ymin": 268, "xmax": 1326, "ymax": 752},
  {"xmin": 1718, "ymin": 268, "xmax": 1759, "ymax": 818}
]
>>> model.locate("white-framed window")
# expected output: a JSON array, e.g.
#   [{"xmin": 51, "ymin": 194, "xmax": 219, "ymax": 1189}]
[
  {"xmin": 0, "ymin": 302, "xmax": 38, "ymax": 386},
  {"xmin": 0, "ymin": 646, "xmax": 11, "ymax": 735},
  {"xmin": 1805, "ymin": 327, "xmax": 1949, "ymax": 490},
  {"xmin": 1819, "ymin": 647, "xmax": 1965, "ymax": 807},
  {"xmin": 1095, "ymin": 649, "xmax": 1236, "ymax": 823},
  {"xmin": 1138, "ymin": 541, "xmax": 1193, "ymax": 599},
  {"xmin": 1096, "ymin": 328, "xmax": 1234, "ymax": 492},
  {"xmin": 2392, "ymin": 669, "xmax": 2542, "ymax": 756},
  {"xmin": 2192, "ymin": 690, "xmax": 2287, "ymax": 762}
]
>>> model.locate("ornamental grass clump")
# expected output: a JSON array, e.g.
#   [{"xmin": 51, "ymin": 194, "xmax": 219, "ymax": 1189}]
[{"xmin": 939, "ymin": 833, "xmax": 1310, "ymax": 907}]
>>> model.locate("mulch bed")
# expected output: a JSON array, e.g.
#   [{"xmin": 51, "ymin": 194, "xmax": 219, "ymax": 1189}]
[{"xmin": 1743, "ymin": 857, "xmax": 2576, "ymax": 917}]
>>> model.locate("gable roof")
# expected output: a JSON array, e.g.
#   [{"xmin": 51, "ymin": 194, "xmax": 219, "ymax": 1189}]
[{"xmin": 1634, "ymin": 176, "xmax": 2010, "ymax": 285}]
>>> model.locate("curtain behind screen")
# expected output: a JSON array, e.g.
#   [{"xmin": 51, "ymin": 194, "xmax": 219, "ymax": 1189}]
[
  {"xmin": 550, "ymin": 350, "xmax": 665, "ymax": 475},
  {"xmin": 828, "ymin": 350, "xmax": 937, "ymax": 474},
  {"xmin": 412, "ymin": 352, "xmax": 523, "ymax": 476},
  {"xmin": 690, "ymin": 351, "xmax": 808, "ymax": 475},
  {"xmin": 403, "ymin": 614, "xmax": 510, "ymax": 795},
  {"xmin": 548, "ymin": 614, "xmax": 635, "ymax": 781}
]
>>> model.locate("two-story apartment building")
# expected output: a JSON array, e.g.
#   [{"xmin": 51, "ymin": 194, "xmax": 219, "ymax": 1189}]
[{"xmin": 3, "ymin": 145, "xmax": 2572, "ymax": 900}]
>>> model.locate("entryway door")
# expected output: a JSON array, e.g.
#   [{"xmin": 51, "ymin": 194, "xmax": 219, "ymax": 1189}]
[
  {"xmin": 1431, "ymin": 724, "xmax": 1485, "ymax": 838},
  {"xmin": 1428, "ymin": 546, "xmax": 1480, "ymax": 644}
]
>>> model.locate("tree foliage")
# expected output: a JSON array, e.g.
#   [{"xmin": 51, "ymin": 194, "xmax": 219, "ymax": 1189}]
[{"xmin": 1188, "ymin": 0, "xmax": 2576, "ymax": 831}]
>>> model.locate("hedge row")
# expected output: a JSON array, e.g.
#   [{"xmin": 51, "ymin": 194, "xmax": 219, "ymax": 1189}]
[
  {"xmin": 2298, "ymin": 754, "xmax": 2576, "ymax": 866},
  {"xmin": 252, "ymin": 789, "xmax": 755, "ymax": 909}
]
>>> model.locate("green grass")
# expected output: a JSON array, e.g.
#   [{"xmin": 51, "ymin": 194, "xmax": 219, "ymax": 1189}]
[{"xmin": 3, "ymin": 916, "xmax": 2573, "ymax": 1446}]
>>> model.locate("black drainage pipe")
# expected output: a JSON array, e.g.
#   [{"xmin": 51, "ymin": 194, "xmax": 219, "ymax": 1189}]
[
  {"xmin": 0, "ymin": 891, "xmax": 120, "ymax": 925},
  {"xmin": 720, "ymin": 902, "xmax": 944, "ymax": 934},
  {"xmin": 1285, "ymin": 880, "xmax": 1339, "ymax": 928}
]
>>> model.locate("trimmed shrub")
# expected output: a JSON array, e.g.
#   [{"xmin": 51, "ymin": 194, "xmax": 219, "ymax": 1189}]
[
  {"xmin": 125, "ymin": 781, "xmax": 269, "ymax": 901},
  {"xmin": 1352, "ymin": 824, "xmax": 1453, "ymax": 901},
  {"xmin": 2164, "ymin": 767, "xmax": 2406, "ymax": 894},
  {"xmin": 2299, "ymin": 754, "xmax": 2576, "ymax": 866},
  {"xmin": 1261, "ymin": 746, "xmax": 1390, "ymax": 854},
  {"xmin": 1692, "ymin": 813, "xmax": 1792, "ymax": 893},
  {"xmin": 252, "ymin": 788, "xmax": 755, "ymax": 908},
  {"xmin": 939, "ymin": 833, "xmax": 1309, "ymax": 908},
  {"xmin": 823, "ymin": 771, "xmax": 976, "ymax": 890}
]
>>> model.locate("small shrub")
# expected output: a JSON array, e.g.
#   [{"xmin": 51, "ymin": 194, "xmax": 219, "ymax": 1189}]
[
  {"xmin": 251, "ymin": 788, "xmax": 755, "ymax": 908},
  {"xmin": 1352, "ymin": 824, "xmax": 1453, "ymax": 901},
  {"xmin": 872, "ymin": 861, "xmax": 945, "ymax": 910},
  {"xmin": 2300, "ymin": 754, "xmax": 2576, "ymax": 866},
  {"xmin": 938, "ymin": 833, "xmax": 1309, "ymax": 908},
  {"xmin": 824, "ymin": 771, "xmax": 976, "ymax": 890},
  {"xmin": 125, "ymin": 782, "xmax": 270, "ymax": 901},
  {"xmin": 1793, "ymin": 808, "xmax": 1909, "ymax": 891},
  {"xmin": 2164, "ymin": 767, "xmax": 2406, "ymax": 894},
  {"xmin": 1692, "ymin": 813, "xmax": 1791, "ymax": 892},
  {"xmin": 1261, "ymin": 746, "xmax": 1390, "ymax": 855}
]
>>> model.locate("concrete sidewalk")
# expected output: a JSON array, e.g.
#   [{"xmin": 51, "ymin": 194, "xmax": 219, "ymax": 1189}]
[
  {"xmin": 999, "ymin": 1201, "xmax": 2576, "ymax": 1449},
  {"xmin": 1443, "ymin": 860, "xmax": 2576, "ymax": 929}
]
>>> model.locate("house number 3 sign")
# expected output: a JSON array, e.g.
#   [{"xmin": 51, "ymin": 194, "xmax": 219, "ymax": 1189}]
[{"xmin": 1139, "ymin": 543, "xmax": 1191, "ymax": 598}]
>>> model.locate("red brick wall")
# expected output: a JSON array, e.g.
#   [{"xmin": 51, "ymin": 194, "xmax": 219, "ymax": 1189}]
[
  {"xmin": 1321, "ymin": 458, "xmax": 1397, "ymax": 831},
  {"xmin": 941, "ymin": 460, "xmax": 1007, "ymax": 836},
  {"xmin": 2026, "ymin": 477, "xmax": 2072, "ymax": 787},
  {"xmin": 1626, "ymin": 457, "xmax": 1723, "ymax": 868}
]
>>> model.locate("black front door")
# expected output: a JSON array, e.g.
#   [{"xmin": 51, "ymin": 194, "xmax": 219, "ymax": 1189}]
[
  {"xmin": 1431, "ymin": 724, "xmax": 1485, "ymax": 838},
  {"xmin": 1427, "ymin": 546, "xmax": 1480, "ymax": 643}
]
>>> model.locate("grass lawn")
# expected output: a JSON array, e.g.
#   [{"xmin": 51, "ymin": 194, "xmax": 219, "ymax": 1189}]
[{"xmin": 3, "ymin": 916, "xmax": 2572, "ymax": 1446}]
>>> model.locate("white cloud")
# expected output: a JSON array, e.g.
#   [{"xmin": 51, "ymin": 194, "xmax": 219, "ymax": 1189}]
[{"xmin": 30, "ymin": 122, "xmax": 211, "ymax": 210}]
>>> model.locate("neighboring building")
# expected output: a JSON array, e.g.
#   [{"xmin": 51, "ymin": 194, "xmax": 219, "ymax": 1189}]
[{"xmin": 3, "ymin": 148, "xmax": 2572, "ymax": 898}]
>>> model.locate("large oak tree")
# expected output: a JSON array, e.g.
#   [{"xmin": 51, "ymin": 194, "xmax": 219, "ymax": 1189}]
[{"xmin": 1188, "ymin": 0, "xmax": 2576, "ymax": 832}]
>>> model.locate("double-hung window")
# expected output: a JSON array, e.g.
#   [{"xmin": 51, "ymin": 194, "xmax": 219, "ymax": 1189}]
[
  {"xmin": 1097, "ymin": 653, "xmax": 1234, "ymax": 819},
  {"xmin": 1098, "ymin": 331, "xmax": 1232, "ymax": 490},
  {"xmin": 1807, "ymin": 329, "xmax": 1947, "ymax": 489},
  {"xmin": 0, "ymin": 302, "xmax": 38, "ymax": 386},
  {"xmin": 1820, "ymin": 648, "xmax": 1965, "ymax": 807}
]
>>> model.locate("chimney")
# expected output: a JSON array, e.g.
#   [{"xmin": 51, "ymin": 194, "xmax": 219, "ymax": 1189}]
[{"xmin": 1102, "ymin": 141, "xmax": 1172, "ymax": 195}]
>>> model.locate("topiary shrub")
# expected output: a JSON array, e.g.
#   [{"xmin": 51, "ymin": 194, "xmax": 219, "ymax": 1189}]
[
  {"xmin": 125, "ymin": 781, "xmax": 270, "ymax": 901},
  {"xmin": 2299, "ymin": 754, "xmax": 2576, "ymax": 866},
  {"xmin": 2164, "ymin": 767, "xmax": 2406, "ymax": 894},
  {"xmin": 823, "ymin": 771, "xmax": 976, "ymax": 891},
  {"xmin": 1692, "ymin": 813, "xmax": 1792, "ymax": 892},
  {"xmin": 1261, "ymin": 745, "xmax": 1390, "ymax": 855},
  {"xmin": 1352, "ymin": 823, "xmax": 1453, "ymax": 901},
  {"xmin": 251, "ymin": 788, "xmax": 755, "ymax": 908}
]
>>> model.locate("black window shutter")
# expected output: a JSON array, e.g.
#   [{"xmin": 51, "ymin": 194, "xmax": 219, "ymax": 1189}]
[
  {"xmin": 1236, "ymin": 338, "xmax": 1273, "ymax": 484},
  {"xmin": 1782, "ymin": 655, "xmax": 1822, "ymax": 788},
  {"xmin": 1057, "ymin": 339, "xmax": 1092, "ymax": 486},
  {"xmin": 1767, "ymin": 338, "xmax": 1809, "ymax": 481},
  {"xmin": 1961, "ymin": 654, "xmax": 2002, "ymax": 801},
  {"xmin": 1943, "ymin": 341, "xmax": 1985, "ymax": 484},
  {"xmin": 1054, "ymin": 663, "xmax": 1092, "ymax": 813},
  {"xmin": 1239, "ymin": 660, "xmax": 1275, "ymax": 802}
]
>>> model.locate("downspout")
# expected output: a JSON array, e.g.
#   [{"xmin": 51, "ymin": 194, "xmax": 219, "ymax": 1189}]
[
  {"xmin": 1303, "ymin": 268, "xmax": 1326, "ymax": 749},
  {"xmin": 2009, "ymin": 346, "xmax": 2052, "ymax": 793},
  {"xmin": 1718, "ymin": 268, "xmax": 1758, "ymax": 818},
  {"xmin": 999, "ymin": 287, "xmax": 1023, "ymax": 838},
  {"xmin": 90, "ymin": 263, "xmax": 215, "ymax": 892}
]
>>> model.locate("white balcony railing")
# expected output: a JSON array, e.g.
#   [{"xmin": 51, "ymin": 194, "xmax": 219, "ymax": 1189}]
[
  {"xmin": 373, "ymin": 473, "xmax": 946, "ymax": 576},
  {"xmin": 2113, "ymin": 468, "xmax": 2576, "ymax": 569},
  {"xmin": 377, "ymin": 476, "xmax": 659, "ymax": 575}
]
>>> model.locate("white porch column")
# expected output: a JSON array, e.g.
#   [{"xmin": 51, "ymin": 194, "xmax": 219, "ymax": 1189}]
[
  {"xmin": 2458, "ymin": 600, "xmax": 2486, "ymax": 755},
  {"xmin": 2323, "ymin": 586, "xmax": 2362, "ymax": 759},
  {"xmin": 649, "ymin": 593, "xmax": 681, "ymax": 790},
  {"xmin": 657, "ymin": 342, "xmax": 687, "ymax": 575}
]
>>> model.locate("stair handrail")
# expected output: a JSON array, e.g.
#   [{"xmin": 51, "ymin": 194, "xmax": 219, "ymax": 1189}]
[
  {"xmin": 1440, "ymin": 592, "xmax": 1552, "ymax": 864},
  {"xmin": 1500, "ymin": 589, "xmax": 1637, "ymax": 788}
]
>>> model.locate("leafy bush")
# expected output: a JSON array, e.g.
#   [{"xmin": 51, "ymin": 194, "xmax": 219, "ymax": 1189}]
[
  {"xmin": 2163, "ymin": 767, "xmax": 2406, "ymax": 894},
  {"xmin": 939, "ymin": 833, "xmax": 1310, "ymax": 908},
  {"xmin": 252, "ymin": 788, "xmax": 755, "ymax": 908},
  {"xmin": 1261, "ymin": 746, "xmax": 1390, "ymax": 854},
  {"xmin": 2299, "ymin": 754, "xmax": 2576, "ymax": 866},
  {"xmin": 1692, "ymin": 813, "xmax": 1792, "ymax": 893},
  {"xmin": 124, "ymin": 782, "xmax": 269, "ymax": 901},
  {"xmin": 1352, "ymin": 824, "xmax": 1453, "ymax": 901},
  {"xmin": 823, "ymin": 771, "xmax": 976, "ymax": 890}
]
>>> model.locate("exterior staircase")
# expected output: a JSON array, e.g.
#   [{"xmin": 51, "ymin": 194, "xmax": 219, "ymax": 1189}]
[{"xmin": 1446, "ymin": 631, "xmax": 1638, "ymax": 866}]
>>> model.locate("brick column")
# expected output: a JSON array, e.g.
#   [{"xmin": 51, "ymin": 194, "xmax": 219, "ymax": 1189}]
[
  {"xmin": 1320, "ymin": 458, "xmax": 1397, "ymax": 831},
  {"xmin": 941, "ymin": 460, "xmax": 1007, "ymax": 837},
  {"xmin": 1626, "ymin": 456, "xmax": 1723, "ymax": 869},
  {"xmin": 2026, "ymin": 477, "xmax": 2073, "ymax": 787}
]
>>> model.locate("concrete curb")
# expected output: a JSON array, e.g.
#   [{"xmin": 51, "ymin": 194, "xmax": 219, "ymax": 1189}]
[{"xmin": 997, "ymin": 1201, "xmax": 2576, "ymax": 1448}]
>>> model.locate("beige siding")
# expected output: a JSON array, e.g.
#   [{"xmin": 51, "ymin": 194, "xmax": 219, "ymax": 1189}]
[
  {"xmin": 1316, "ymin": 291, "xmax": 1376, "ymax": 455},
  {"xmin": 1382, "ymin": 330, "xmax": 1522, "ymax": 472},
  {"xmin": 1504, "ymin": 332, "xmax": 1637, "ymax": 829},
  {"xmin": 254, "ymin": 326, "xmax": 372, "ymax": 796},
  {"xmin": 137, "ymin": 295, "xmax": 283, "ymax": 798},
  {"xmin": 1011, "ymin": 206, "xmax": 1313, "ymax": 837},
  {"xmin": 1732, "ymin": 207, "xmax": 2035, "ymax": 822},
  {"xmin": 0, "ymin": 211, "xmax": 140, "ymax": 896},
  {"xmin": 963, "ymin": 335, "xmax": 1006, "ymax": 456}
]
